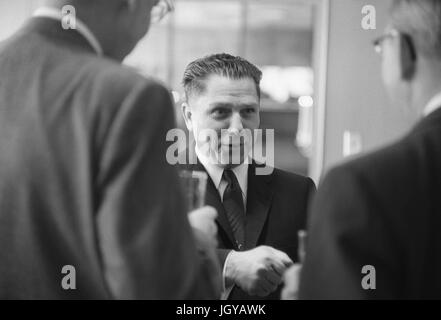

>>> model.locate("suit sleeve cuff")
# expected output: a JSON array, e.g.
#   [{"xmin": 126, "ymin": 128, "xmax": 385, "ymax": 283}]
[{"xmin": 221, "ymin": 250, "xmax": 235, "ymax": 300}]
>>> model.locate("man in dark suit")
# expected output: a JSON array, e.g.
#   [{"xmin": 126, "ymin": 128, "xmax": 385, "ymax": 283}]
[
  {"xmin": 176, "ymin": 53, "xmax": 316, "ymax": 300},
  {"xmin": 0, "ymin": 0, "xmax": 220, "ymax": 299},
  {"xmin": 285, "ymin": 0, "xmax": 441, "ymax": 299}
]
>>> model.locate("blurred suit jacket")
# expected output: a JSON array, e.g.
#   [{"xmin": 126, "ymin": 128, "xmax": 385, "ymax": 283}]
[
  {"xmin": 0, "ymin": 17, "xmax": 219, "ymax": 299},
  {"xmin": 178, "ymin": 149, "xmax": 315, "ymax": 299},
  {"xmin": 299, "ymin": 108, "xmax": 441, "ymax": 299}
]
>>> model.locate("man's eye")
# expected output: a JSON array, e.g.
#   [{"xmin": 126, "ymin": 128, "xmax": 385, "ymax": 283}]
[
  {"xmin": 212, "ymin": 109, "xmax": 229, "ymax": 116},
  {"xmin": 243, "ymin": 108, "xmax": 256, "ymax": 114}
]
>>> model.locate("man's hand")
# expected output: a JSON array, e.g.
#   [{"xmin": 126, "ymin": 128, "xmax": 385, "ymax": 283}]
[
  {"xmin": 225, "ymin": 246, "xmax": 293, "ymax": 297},
  {"xmin": 188, "ymin": 206, "xmax": 218, "ymax": 248},
  {"xmin": 281, "ymin": 264, "xmax": 302, "ymax": 300}
]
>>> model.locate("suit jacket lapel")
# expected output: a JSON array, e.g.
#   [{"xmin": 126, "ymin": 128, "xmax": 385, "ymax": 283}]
[{"xmin": 245, "ymin": 162, "xmax": 274, "ymax": 249}]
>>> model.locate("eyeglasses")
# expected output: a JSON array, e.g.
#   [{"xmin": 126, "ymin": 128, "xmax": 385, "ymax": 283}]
[
  {"xmin": 151, "ymin": 0, "xmax": 175, "ymax": 24},
  {"xmin": 373, "ymin": 29, "xmax": 399, "ymax": 54}
]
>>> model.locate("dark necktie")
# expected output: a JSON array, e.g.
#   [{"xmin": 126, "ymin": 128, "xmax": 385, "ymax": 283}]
[{"xmin": 222, "ymin": 169, "xmax": 245, "ymax": 250}]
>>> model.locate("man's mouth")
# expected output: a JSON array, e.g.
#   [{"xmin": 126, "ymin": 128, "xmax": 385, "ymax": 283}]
[{"xmin": 221, "ymin": 143, "xmax": 244, "ymax": 148}]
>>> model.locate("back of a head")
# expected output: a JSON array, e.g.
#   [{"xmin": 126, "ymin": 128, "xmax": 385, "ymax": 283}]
[
  {"xmin": 391, "ymin": 0, "xmax": 441, "ymax": 60},
  {"xmin": 42, "ymin": 0, "xmax": 155, "ymax": 61},
  {"xmin": 44, "ymin": 0, "xmax": 109, "ymax": 7},
  {"xmin": 44, "ymin": 0, "xmax": 107, "ymax": 9},
  {"xmin": 182, "ymin": 53, "xmax": 263, "ymax": 100},
  {"xmin": 42, "ymin": 0, "xmax": 120, "ymax": 27}
]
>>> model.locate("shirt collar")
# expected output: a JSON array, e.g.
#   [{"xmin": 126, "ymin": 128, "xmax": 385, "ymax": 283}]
[
  {"xmin": 33, "ymin": 7, "xmax": 103, "ymax": 56},
  {"xmin": 423, "ymin": 91, "xmax": 441, "ymax": 117},
  {"xmin": 195, "ymin": 145, "xmax": 248, "ymax": 197}
]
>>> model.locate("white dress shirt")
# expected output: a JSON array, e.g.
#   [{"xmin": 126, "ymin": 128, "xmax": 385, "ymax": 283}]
[
  {"xmin": 195, "ymin": 146, "xmax": 248, "ymax": 208},
  {"xmin": 33, "ymin": 7, "xmax": 103, "ymax": 56},
  {"xmin": 423, "ymin": 91, "xmax": 441, "ymax": 117}
]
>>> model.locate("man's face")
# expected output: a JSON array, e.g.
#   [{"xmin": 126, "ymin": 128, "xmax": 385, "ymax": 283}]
[{"xmin": 183, "ymin": 75, "xmax": 260, "ymax": 168}]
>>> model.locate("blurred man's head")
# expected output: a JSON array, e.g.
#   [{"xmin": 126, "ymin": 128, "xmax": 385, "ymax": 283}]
[
  {"xmin": 379, "ymin": 0, "xmax": 441, "ymax": 114},
  {"xmin": 182, "ymin": 53, "xmax": 262, "ymax": 169},
  {"xmin": 45, "ymin": 0, "xmax": 173, "ymax": 61}
]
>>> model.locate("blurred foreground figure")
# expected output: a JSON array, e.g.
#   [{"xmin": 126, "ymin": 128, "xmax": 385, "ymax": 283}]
[
  {"xmin": 0, "ymin": 0, "xmax": 220, "ymax": 299},
  {"xmin": 284, "ymin": 0, "xmax": 441, "ymax": 299}
]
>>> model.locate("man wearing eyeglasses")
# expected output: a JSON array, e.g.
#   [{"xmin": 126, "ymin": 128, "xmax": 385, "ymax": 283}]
[
  {"xmin": 0, "ymin": 0, "xmax": 221, "ymax": 299},
  {"xmin": 283, "ymin": 0, "xmax": 441, "ymax": 299}
]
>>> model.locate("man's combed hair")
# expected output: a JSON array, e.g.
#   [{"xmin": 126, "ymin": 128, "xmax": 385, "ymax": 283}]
[
  {"xmin": 182, "ymin": 53, "xmax": 263, "ymax": 100},
  {"xmin": 391, "ymin": 0, "xmax": 441, "ymax": 59}
]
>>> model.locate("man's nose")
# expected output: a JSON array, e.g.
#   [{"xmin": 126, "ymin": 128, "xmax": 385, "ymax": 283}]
[{"xmin": 228, "ymin": 113, "xmax": 244, "ymax": 133}]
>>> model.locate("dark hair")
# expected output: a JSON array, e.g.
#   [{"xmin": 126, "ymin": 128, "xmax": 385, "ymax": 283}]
[
  {"xmin": 182, "ymin": 53, "xmax": 263, "ymax": 100},
  {"xmin": 390, "ymin": 0, "xmax": 441, "ymax": 59}
]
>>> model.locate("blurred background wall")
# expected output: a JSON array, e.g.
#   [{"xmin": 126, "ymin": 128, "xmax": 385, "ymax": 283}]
[{"xmin": 322, "ymin": 0, "xmax": 417, "ymax": 174}]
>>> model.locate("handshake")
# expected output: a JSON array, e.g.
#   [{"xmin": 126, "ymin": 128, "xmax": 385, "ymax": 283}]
[{"xmin": 188, "ymin": 206, "xmax": 298, "ymax": 298}]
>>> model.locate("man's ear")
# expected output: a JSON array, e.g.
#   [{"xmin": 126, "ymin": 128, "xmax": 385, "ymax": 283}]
[
  {"xmin": 400, "ymin": 34, "xmax": 417, "ymax": 81},
  {"xmin": 181, "ymin": 102, "xmax": 193, "ymax": 132}
]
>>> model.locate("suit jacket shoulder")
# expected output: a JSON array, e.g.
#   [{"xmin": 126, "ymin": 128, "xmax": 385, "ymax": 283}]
[
  {"xmin": 301, "ymin": 110, "xmax": 441, "ymax": 299},
  {"xmin": 270, "ymin": 167, "xmax": 316, "ymax": 196}
]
